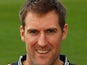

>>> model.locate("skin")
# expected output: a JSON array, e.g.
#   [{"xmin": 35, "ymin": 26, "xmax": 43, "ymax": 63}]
[{"xmin": 20, "ymin": 10, "xmax": 68, "ymax": 65}]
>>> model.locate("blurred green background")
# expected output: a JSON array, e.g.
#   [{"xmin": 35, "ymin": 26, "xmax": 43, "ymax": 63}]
[{"xmin": 0, "ymin": 0, "xmax": 87, "ymax": 65}]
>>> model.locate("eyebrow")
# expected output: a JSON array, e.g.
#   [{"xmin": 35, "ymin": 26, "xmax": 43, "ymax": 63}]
[
  {"xmin": 27, "ymin": 28, "xmax": 39, "ymax": 32},
  {"xmin": 45, "ymin": 28, "xmax": 57, "ymax": 31},
  {"xmin": 27, "ymin": 27, "xmax": 58, "ymax": 32}
]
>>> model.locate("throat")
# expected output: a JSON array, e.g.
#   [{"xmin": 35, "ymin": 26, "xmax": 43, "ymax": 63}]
[{"xmin": 53, "ymin": 59, "xmax": 64, "ymax": 65}]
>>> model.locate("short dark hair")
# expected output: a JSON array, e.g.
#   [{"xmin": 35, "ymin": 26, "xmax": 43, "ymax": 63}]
[{"xmin": 19, "ymin": 0, "xmax": 66, "ymax": 30}]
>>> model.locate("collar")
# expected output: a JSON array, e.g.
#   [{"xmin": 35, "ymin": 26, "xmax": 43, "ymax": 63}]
[{"xmin": 18, "ymin": 55, "xmax": 70, "ymax": 65}]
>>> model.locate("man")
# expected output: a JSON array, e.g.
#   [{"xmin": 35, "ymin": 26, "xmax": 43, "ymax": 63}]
[{"xmin": 9, "ymin": 0, "xmax": 76, "ymax": 65}]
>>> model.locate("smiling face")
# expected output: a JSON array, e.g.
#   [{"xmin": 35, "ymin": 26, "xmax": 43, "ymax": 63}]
[{"xmin": 20, "ymin": 10, "xmax": 68, "ymax": 65}]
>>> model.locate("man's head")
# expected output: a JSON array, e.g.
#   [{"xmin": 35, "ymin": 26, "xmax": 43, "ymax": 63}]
[
  {"xmin": 20, "ymin": 0, "xmax": 68, "ymax": 65},
  {"xmin": 19, "ymin": 0, "xmax": 66, "ymax": 30}
]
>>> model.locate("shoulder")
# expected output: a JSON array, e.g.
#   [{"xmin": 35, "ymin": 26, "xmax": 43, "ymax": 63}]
[
  {"xmin": 8, "ymin": 55, "xmax": 26, "ymax": 65},
  {"xmin": 8, "ymin": 62, "xmax": 18, "ymax": 65},
  {"xmin": 69, "ymin": 63, "xmax": 77, "ymax": 65},
  {"xmin": 60, "ymin": 55, "xmax": 77, "ymax": 65}
]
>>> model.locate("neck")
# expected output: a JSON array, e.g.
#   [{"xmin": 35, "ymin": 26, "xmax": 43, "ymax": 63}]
[
  {"xmin": 23, "ymin": 55, "xmax": 64, "ymax": 65},
  {"xmin": 53, "ymin": 57, "xmax": 64, "ymax": 65},
  {"xmin": 23, "ymin": 54, "xmax": 33, "ymax": 65},
  {"xmin": 56, "ymin": 59, "xmax": 64, "ymax": 65}
]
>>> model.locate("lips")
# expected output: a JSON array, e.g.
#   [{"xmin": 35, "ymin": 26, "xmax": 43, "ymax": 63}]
[
  {"xmin": 35, "ymin": 46, "xmax": 51, "ymax": 54},
  {"xmin": 35, "ymin": 45, "xmax": 52, "ymax": 54},
  {"xmin": 36, "ymin": 50, "xmax": 49, "ymax": 54}
]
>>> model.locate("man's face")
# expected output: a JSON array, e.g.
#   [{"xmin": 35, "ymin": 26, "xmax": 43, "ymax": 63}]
[{"xmin": 20, "ymin": 11, "xmax": 68, "ymax": 65}]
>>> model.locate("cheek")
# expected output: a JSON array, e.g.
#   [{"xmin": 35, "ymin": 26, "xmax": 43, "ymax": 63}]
[
  {"xmin": 25, "ymin": 37, "xmax": 35, "ymax": 56},
  {"xmin": 47, "ymin": 35, "xmax": 62, "ymax": 44},
  {"xmin": 24, "ymin": 34, "xmax": 37, "ymax": 45},
  {"xmin": 47, "ymin": 35, "xmax": 62, "ymax": 50},
  {"xmin": 24, "ymin": 36, "xmax": 38, "ymax": 52}
]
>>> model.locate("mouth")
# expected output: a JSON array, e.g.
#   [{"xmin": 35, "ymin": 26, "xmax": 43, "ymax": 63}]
[
  {"xmin": 35, "ymin": 47, "xmax": 51, "ymax": 54},
  {"xmin": 36, "ymin": 50, "xmax": 49, "ymax": 54},
  {"xmin": 35, "ymin": 45, "xmax": 51, "ymax": 54}
]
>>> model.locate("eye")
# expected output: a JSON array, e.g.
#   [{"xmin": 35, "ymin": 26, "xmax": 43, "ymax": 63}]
[
  {"xmin": 46, "ymin": 28, "xmax": 57, "ymax": 34},
  {"xmin": 27, "ymin": 29, "xmax": 39, "ymax": 35}
]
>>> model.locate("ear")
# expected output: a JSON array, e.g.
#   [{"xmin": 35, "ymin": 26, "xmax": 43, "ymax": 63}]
[
  {"xmin": 62, "ymin": 24, "xmax": 68, "ymax": 41},
  {"xmin": 20, "ymin": 25, "xmax": 25, "ymax": 42}
]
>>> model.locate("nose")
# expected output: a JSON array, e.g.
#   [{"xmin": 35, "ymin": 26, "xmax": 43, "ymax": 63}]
[{"xmin": 37, "ymin": 32, "xmax": 48, "ymax": 47}]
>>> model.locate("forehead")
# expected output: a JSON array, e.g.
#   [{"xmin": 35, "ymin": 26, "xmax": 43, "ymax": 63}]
[{"xmin": 25, "ymin": 10, "xmax": 60, "ymax": 29}]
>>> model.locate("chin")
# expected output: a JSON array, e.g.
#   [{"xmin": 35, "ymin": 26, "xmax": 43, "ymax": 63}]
[
  {"xmin": 34, "ymin": 62, "xmax": 50, "ymax": 65},
  {"xmin": 33, "ymin": 59, "xmax": 51, "ymax": 65}
]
